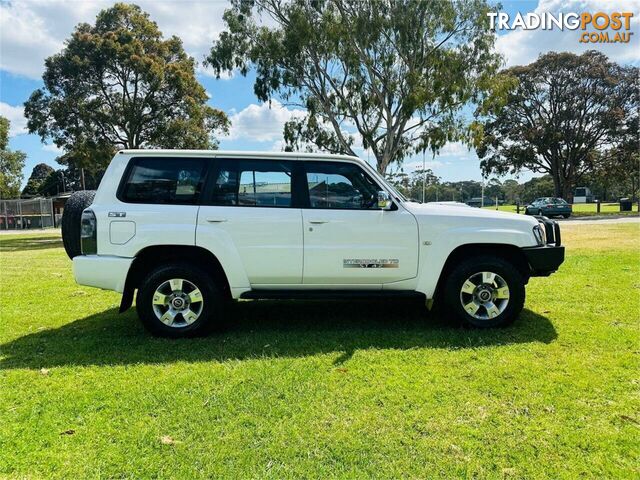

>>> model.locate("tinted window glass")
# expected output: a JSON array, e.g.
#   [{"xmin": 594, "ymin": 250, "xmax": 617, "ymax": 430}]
[
  {"xmin": 306, "ymin": 162, "xmax": 380, "ymax": 209},
  {"xmin": 121, "ymin": 157, "xmax": 206, "ymax": 204},
  {"xmin": 210, "ymin": 159, "xmax": 293, "ymax": 207}
]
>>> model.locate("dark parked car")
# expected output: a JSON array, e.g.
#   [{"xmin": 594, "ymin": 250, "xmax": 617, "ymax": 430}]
[{"xmin": 525, "ymin": 197, "xmax": 572, "ymax": 218}]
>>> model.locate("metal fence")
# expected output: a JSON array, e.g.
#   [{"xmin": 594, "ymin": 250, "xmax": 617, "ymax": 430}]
[{"xmin": 0, "ymin": 198, "xmax": 55, "ymax": 230}]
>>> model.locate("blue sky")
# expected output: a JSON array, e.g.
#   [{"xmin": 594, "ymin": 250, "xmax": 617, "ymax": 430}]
[{"xmin": 1, "ymin": 0, "xmax": 638, "ymax": 188}]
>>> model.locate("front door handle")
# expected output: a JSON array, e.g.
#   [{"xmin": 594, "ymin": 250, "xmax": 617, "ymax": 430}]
[
  {"xmin": 309, "ymin": 219, "xmax": 329, "ymax": 224},
  {"xmin": 206, "ymin": 218, "xmax": 228, "ymax": 223}
]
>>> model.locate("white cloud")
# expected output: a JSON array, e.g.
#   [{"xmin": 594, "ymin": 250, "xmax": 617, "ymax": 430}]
[
  {"xmin": 270, "ymin": 139, "xmax": 291, "ymax": 152},
  {"xmin": 402, "ymin": 159, "xmax": 445, "ymax": 171},
  {"xmin": 496, "ymin": 0, "xmax": 640, "ymax": 67},
  {"xmin": 226, "ymin": 100, "xmax": 306, "ymax": 142},
  {"xmin": 436, "ymin": 141, "xmax": 471, "ymax": 157},
  {"xmin": 0, "ymin": 102, "xmax": 27, "ymax": 136},
  {"xmin": 42, "ymin": 143, "xmax": 63, "ymax": 154},
  {"xmin": 0, "ymin": 0, "xmax": 230, "ymax": 79}
]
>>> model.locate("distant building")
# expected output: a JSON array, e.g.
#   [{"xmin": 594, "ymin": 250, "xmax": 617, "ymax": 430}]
[{"xmin": 573, "ymin": 187, "xmax": 593, "ymax": 203}]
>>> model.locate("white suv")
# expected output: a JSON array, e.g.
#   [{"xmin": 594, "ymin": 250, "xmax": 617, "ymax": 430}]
[{"xmin": 71, "ymin": 150, "xmax": 564, "ymax": 337}]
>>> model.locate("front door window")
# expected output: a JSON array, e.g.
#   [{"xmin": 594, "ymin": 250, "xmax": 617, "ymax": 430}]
[{"xmin": 305, "ymin": 162, "xmax": 379, "ymax": 210}]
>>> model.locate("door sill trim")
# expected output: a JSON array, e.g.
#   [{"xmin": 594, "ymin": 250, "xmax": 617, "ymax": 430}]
[{"xmin": 239, "ymin": 289, "xmax": 425, "ymax": 300}]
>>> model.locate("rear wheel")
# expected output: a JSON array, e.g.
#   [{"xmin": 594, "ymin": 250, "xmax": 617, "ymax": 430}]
[
  {"xmin": 562, "ymin": 214, "xmax": 570, "ymax": 218},
  {"xmin": 443, "ymin": 255, "xmax": 525, "ymax": 328},
  {"xmin": 136, "ymin": 263, "xmax": 227, "ymax": 337}
]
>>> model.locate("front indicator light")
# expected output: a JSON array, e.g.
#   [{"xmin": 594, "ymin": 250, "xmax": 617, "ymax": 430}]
[{"xmin": 533, "ymin": 225, "xmax": 546, "ymax": 246}]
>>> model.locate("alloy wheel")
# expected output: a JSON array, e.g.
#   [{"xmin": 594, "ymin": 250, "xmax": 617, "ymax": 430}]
[
  {"xmin": 459, "ymin": 271, "xmax": 510, "ymax": 321},
  {"xmin": 151, "ymin": 278, "xmax": 204, "ymax": 327}
]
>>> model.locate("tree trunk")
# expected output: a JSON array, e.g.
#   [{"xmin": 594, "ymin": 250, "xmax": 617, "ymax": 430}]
[
  {"xmin": 376, "ymin": 152, "xmax": 392, "ymax": 174},
  {"xmin": 551, "ymin": 169, "xmax": 562, "ymax": 198},
  {"xmin": 561, "ymin": 179, "xmax": 573, "ymax": 203}
]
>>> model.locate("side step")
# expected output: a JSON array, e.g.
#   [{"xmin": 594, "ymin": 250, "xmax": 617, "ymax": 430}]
[{"xmin": 240, "ymin": 290, "xmax": 426, "ymax": 301}]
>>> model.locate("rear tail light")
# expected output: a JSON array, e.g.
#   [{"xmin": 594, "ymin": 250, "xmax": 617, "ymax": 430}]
[{"xmin": 80, "ymin": 209, "xmax": 97, "ymax": 255}]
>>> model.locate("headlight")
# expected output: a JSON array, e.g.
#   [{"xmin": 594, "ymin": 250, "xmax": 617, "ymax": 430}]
[{"xmin": 533, "ymin": 224, "xmax": 546, "ymax": 246}]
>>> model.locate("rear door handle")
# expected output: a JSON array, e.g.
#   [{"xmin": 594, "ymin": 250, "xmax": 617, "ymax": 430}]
[
  {"xmin": 206, "ymin": 218, "xmax": 228, "ymax": 223},
  {"xmin": 309, "ymin": 219, "xmax": 329, "ymax": 224}
]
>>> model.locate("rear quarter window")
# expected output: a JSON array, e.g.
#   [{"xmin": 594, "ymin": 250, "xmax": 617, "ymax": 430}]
[{"xmin": 119, "ymin": 157, "xmax": 207, "ymax": 204}]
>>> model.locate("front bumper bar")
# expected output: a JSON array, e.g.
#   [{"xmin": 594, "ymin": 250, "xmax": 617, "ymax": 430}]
[
  {"xmin": 522, "ymin": 245, "xmax": 565, "ymax": 276},
  {"xmin": 523, "ymin": 216, "xmax": 565, "ymax": 276}
]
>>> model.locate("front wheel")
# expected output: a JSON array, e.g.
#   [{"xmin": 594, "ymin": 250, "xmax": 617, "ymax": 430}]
[
  {"xmin": 136, "ymin": 263, "xmax": 227, "ymax": 337},
  {"xmin": 443, "ymin": 255, "xmax": 525, "ymax": 328}
]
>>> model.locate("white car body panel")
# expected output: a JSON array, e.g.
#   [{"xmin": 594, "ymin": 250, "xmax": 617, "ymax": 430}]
[
  {"xmin": 73, "ymin": 255, "xmax": 133, "ymax": 292},
  {"xmin": 196, "ymin": 206, "xmax": 303, "ymax": 285},
  {"xmin": 73, "ymin": 150, "xmax": 543, "ymax": 301},
  {"xmin": 301, "ymin": 207, "xmax": 419, "ymax": 284},
  {"xmin": 401, "ymin": 202, "xmax": 539, "ymax": 297}
]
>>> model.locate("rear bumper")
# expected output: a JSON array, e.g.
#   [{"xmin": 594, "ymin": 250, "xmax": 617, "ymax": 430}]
[
  {"xmin": 73, "ymin": 255, "xmax": 133, "ymax": 293},
  {"xmin": 522, "ymin": 245, "xmax": 565, "ymax": 276},
  {"xmin": 546, "ymin": 209, "xmax": 571, "ymax": 216}
]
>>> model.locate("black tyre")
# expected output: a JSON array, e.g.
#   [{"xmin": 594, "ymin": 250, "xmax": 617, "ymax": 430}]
[
  {"xmin": 562, "ymin": 214, "xmax": 570, "ymax": 219},
  {"xmin": 61, "ymin": 190, "xmax": 96, "ymax": 259},
  {"xmin": 443, "ymin": 255, "xmax": 525, "ymax": 328},
  {"xmin": 136, "ymin": 263, "xmax": 227, "ymax": 338}
]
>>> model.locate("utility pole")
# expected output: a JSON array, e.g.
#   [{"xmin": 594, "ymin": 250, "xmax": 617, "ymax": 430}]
[
  {"xmin": 421, "ymin": 150, "xmax": 426, "ymax": 203},
  {"xmin": 81, "ymin": 168, "xmax": 86, "ymax": 190}
]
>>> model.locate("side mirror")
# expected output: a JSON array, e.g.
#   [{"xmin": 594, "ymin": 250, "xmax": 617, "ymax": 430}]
[{"xmin": 377, "ymin": 191, "xmax": 392, "ymax": 210}]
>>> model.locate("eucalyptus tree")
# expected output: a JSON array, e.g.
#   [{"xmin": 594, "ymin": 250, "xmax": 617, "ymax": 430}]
[
  {"xmin": 25, "ymin": 3, "xmax": 229, "ymax": 167},
  {"xmin": 476, "ymin": 51, "xmax": 639, "ymax": 199},
  {"xmin": 22, "ymin": 163, "xmax": 55, "ymax": 197},
  {"xmin": 208, "ymin": 0, "xmax": 500, "ymax": 173},
  {"xmin": 0, "ymin": 116, "xmax": 26, "ymax": 199}
]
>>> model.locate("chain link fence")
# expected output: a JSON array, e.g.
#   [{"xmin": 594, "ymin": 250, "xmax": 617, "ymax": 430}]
[{"xmin": 0, "ymin": 198, "xmax": 55, "ymax": 230}]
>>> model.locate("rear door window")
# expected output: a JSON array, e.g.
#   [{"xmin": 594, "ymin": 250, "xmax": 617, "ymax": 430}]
[
  {"xmin": 207, "ymin": 159, "xmax": 295, "ymax": 207},
  {"xmin": 119, "ymin": 157, "xmax": 207, "ymax": 204}
]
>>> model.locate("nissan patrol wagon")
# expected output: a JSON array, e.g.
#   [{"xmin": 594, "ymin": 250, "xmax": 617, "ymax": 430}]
[{"xmin": 68, "ymin": 150, "xmax": 564, "ymax": 337}]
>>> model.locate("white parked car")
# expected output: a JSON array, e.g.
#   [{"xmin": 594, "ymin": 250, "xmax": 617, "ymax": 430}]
[{"xmin": 69, "ymin": 150, "xmax": 564, "ymax": 337}]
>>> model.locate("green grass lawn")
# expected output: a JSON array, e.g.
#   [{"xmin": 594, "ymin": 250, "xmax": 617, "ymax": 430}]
[
  {"xmin": 1, "ymin": 225, "xmax": 639, "ymax": 479},
  {"xmin": 484, "ymin": 202, "xmax": 639, "ymax": 216}
]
